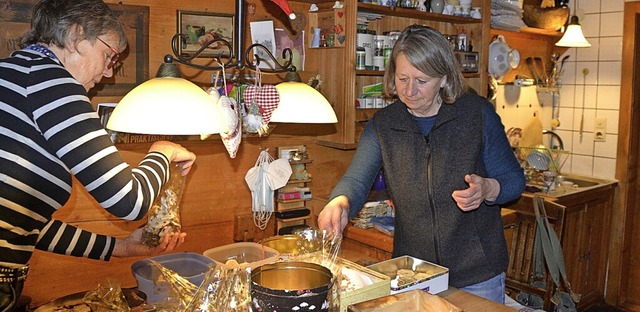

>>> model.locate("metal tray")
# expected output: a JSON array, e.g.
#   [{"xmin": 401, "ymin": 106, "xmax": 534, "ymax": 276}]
[{"xmin": 367, "ymin": 255, "xmax": 448, "ymax": 291}]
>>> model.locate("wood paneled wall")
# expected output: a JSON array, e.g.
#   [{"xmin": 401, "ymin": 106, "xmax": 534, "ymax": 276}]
[{"xmin": 22, "ymin": 0, "xmax": 354, "ymax": 306}]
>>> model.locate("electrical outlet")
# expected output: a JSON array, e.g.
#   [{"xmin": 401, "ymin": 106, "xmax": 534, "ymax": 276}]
[
  {"xmin": 234, "ymin": 212, "xmax": 256, "ymax": 242},
  {"xmin": 594, "ymin": 117, "xmax": 606, "ymax": 142}
]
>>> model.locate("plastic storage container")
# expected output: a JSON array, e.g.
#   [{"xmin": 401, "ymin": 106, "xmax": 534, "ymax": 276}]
[
  {"xmin": 203, "ymin": 242, "xmax": 279, "ymax": 270},
  {"xmin": 131, "ymin": 252, "xmax": 215, "ymax": 303}
]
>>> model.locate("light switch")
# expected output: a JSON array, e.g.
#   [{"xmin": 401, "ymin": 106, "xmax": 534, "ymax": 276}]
[{"xmin": 594, "ymin": 117, "xmax": 606, "ymax": 142}]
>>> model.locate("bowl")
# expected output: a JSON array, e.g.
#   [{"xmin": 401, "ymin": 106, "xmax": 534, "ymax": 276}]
[{"xmin": 523, "ymin": 5, "xmax": 570, "ymax": 31}]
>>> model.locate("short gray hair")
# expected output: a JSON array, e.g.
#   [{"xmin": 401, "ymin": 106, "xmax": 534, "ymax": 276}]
[
  {"xmin": 383, "ymin": 25, "xmax": 466, "ymax": 104},
  {"xmin": 21, "ymin": 0, "xmax": 127, "ymax": 51}
]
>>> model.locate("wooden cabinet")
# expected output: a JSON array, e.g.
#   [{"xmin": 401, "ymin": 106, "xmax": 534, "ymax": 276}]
[
  {"xmin": 553, "ymin": 184, "xmax": 616, "ymax": 311},
  {"xmin": 504, "ymin": 182, "xmax": 617, "ymax": 311},
  {"xmin": 274, "ymin": 145, "xmax": 313, "ymax": 235},
  {"xmin": 311, "ymin": 0, "xmax": 491, "ymax": 150}
]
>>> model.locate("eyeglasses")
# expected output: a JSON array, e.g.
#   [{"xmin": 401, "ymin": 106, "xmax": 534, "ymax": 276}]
[{"xmin": 96, "ymin": 37, "xmax": 120, "ymax": 70}]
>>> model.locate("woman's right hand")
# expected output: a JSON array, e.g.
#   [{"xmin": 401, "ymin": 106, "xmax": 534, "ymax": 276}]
[
  {"xmin": 149, "ymin": 141, "xmax": 196, "ymax": 175},
  {"xmin": 317, "ymin": 195, "xmax": 350, "ymax": 236}
]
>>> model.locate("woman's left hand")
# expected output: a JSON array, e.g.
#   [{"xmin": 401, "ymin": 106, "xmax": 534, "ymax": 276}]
[
  {"xmin": 112, "ymin": 228, "xmax": 186, "ymax": 258},
  {"xmin": 451, "ymin": 174, "xmax": 500, "ymax": 211}
]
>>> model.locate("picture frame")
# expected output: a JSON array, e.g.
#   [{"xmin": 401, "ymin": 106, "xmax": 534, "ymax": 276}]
[
  {"xmin": 177, "ymin": 10, "xmax": 234, "ymax": 58},
  {"xmin": 93, "ymin": 3, "xmax": 150, "ymax": 97},
  {"xmin": 0, "ymin": 1, "xmax": 150, "ymax": 97}
]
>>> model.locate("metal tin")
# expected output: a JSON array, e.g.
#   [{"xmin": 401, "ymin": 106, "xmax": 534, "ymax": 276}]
[
  {"xmin": 251, "ymin": 262, "xmax": 333, "ymax": 311},
  {"xmin": 356, "ymin": 48, "xmax": 366, "ymax": 70}
]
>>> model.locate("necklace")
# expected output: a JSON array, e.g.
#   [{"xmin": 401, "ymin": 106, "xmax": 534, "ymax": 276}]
[{"xmin": 25, "ymin": 44, "xmax": 59, "ymax": 61}]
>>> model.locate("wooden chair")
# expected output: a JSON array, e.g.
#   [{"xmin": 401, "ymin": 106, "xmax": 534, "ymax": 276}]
[{"xmin": 502, "ymin": 196, "xmax": 567, "ymax": 311}]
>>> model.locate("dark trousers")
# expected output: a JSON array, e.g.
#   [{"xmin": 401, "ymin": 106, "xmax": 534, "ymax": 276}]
[
  {"xmin": 0, "ymin": 281, "xmax": 25, "ymax": 312},
  {"xmin": 0, "ymin": 265, "xmax": 29, "ymax": 312}
]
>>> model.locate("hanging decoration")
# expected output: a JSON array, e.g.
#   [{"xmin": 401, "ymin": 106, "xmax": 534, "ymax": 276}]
[
  {"xmin": 242, "ymin": 69, "xmax": 279, "ymax": 136},
  {"xmin": 210, "ymin": 67, "xmax": 242, "ymax": 158},
  {"xmin": 244, "ymin": 149, "xmax": 292, "ymax": 230},
  {"xmin": 269, "ymin": 0, "xmax": 296, "ymax": 19}
]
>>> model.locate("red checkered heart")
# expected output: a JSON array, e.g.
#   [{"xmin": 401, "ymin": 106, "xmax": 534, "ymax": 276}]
[
  {"xmin": 256, "ymin": 85, "xmax": 279, "ymax": 124},
  {"xmin": 243, "ymin": 85, "xmax": 260, "ymax": 108}
]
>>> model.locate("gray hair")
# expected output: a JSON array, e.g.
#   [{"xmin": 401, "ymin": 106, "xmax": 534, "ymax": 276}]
[
  {"xmin": 383, "ymin": 24, "xmax": 466, "ymax": 104},
  {"xmin": 21, "ymin": 0, "xmax": 127, "ymax": 51}
]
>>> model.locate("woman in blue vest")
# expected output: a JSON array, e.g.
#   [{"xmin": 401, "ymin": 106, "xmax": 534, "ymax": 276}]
[{"xmin": 318, "ymin": 24, "xmax": 525, "ymax": 304}]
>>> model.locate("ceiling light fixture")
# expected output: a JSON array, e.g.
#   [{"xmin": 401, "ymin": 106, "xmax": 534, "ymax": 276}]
[
  {"xmin": 555, "ymin": 0, "xmax": 591, "ymax": 48},
  {"xmin": 107, "ymin": 0, "xmax": 336, "ymax": 137}
]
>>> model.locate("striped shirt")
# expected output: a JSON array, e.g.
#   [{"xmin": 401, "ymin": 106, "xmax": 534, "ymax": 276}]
[{"xmin": 0, "ymin": 49, "xmax": 169, "ymax": 267}]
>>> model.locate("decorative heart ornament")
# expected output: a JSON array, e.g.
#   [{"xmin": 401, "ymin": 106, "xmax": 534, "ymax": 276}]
[
  {"xmin": 256, "ymin": 85, "xmax": 279, "ymax": 125},
  {"xmin": 242, "ymin": 84, "xmax": 279, "ymax": 136},
  {"xmin": 217, "ymin": 95, "xmax": 241, "ymax": 158}
]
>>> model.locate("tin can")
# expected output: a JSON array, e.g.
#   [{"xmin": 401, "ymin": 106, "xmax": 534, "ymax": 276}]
[
  {"xmin": 375, "ymin": 97, "xmax": 385, "ymax": 108},
  {"xmin": 356, "ymin": 48, "xmax": 366, "ymax": 70},
  {"xmin": 383, "ymin": 47, "xmax": 392, "ymax": 68}
]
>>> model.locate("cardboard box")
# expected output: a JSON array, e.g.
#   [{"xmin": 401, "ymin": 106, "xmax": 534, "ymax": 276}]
[
  {"xmin": 278, "ymin": 191, "xmax": 301, "ymax": 200},
  {"xmin": 347, "ymin": 289, "xmax": 462, "ymax": 312},
  {"xmin": 338, "ymin": 258, "xmax": 391, "ymax": 312},
  {"xmin": 367, "ymin": 255, "xmax": 449, "ymax": 295}
]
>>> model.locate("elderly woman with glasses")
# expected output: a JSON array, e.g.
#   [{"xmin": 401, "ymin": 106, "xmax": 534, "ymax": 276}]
[{"xmin": 0, "ymin": 1, "xmax": 195, "ymax": 309}]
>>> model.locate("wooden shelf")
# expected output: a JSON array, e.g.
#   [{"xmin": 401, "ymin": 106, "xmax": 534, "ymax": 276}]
[
  {"xmin": 286, "ymin": 178, "xmax": 312, "ymax": 184},
  {"xmin": 277, "ymin": 215, "xmax": 312, "ymax": 223},
  {"xmin": 316, "ymin": 0, "xmax": 490, "ymax": 149},
  {"xmin": 276, "ymin": 197, "xmax": 312, "ymax": 204},
  {"xmin": 275, "ymin": 145, "xmax": 313, "ymax": 234},
  {"xmin": 358, "ymin": 3, "xmax": 484, "ymax": 24}
]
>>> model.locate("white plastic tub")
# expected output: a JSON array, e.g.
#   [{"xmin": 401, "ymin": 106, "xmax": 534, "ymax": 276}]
[{"xmin": 203, "ymin": 242, "xmax": 279, "ymax": 270}]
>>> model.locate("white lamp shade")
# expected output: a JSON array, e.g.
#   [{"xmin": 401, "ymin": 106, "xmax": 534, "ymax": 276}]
[
  {"xmin": 106, "ymin": 77, "xmax": 228, "ymax": 135},
  {"xmin": 556, "ymin": 23, "xmax": 591, "ymax": 48},
  {"xmin": 270, "ymin": 82, "xmax": 338, "ymax": 123}
]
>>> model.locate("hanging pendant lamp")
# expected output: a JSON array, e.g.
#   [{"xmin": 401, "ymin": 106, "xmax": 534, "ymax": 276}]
[{"xmin": 555, "ymin": 1, "xmax": 591, "ymax": 48}]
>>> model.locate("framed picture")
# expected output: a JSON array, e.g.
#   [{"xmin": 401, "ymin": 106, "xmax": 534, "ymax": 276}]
[
  {"xmin": 177, "ymin": 10, "xmax": 234, "ymax": 58},
  {"xmin": 93, "ymin": 3, "xmax": 150, "ymax": 97},
  {"xmin": 0, "ymin": 2, "xmax": 149, "ymax": 97}
]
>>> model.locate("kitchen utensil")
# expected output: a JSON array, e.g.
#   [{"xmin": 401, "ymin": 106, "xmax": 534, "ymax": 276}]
[
  {"xmin": 534, "ymin": 57, "xmax": 548, "ymax": 86},
  {"xmin": 508, "ymin": 49, "xmax": 520, "ymax": 69},
  {"xmin": 520, "ymin": 113, "xmax": 544, "ymax": 148},
  {"xmin": 489, "ymin": 35, "xmax": 516, "ymax": 79},
  {"xmin": 542, "ymin": 170, "xmax": 558, "ymax": 192},
  {"xmin": 526, "ymin": 57, "xmax": 542, "ymax": 85},
  {"xmin": 526, "ymin": 150, "xmax": 551, "ymax": 171},
  {"xmin": 559, "ymin": 55, "xmax": 569, "ymax": 72}
]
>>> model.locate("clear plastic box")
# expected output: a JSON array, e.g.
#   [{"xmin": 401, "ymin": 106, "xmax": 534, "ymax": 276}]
[{"xmin": 203, "ymin": 242, "xmax": 279, "ymax": 270}]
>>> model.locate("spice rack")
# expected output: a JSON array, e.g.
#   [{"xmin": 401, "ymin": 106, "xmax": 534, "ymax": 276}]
[
  {"xmin": 274, "ymin": 145, "xmax": 313, "ymax": 235},
  {"xmin": 313, "ymin": 0, "xmax": 490, "ymax": 150}
]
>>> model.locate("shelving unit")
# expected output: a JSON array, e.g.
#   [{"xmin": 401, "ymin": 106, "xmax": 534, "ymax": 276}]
[
  {"xmin": 274, "ymin": 145, "xmax": 313, "ymax": 235},
  {"xmin": 310, "ymin": 0, "xmax": 491, "ymax": 150}
]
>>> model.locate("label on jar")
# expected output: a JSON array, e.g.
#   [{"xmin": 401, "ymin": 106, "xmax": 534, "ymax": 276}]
[{"xmin": 356, "ymin": 49, "xmax": 366, "ymax": 70}]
